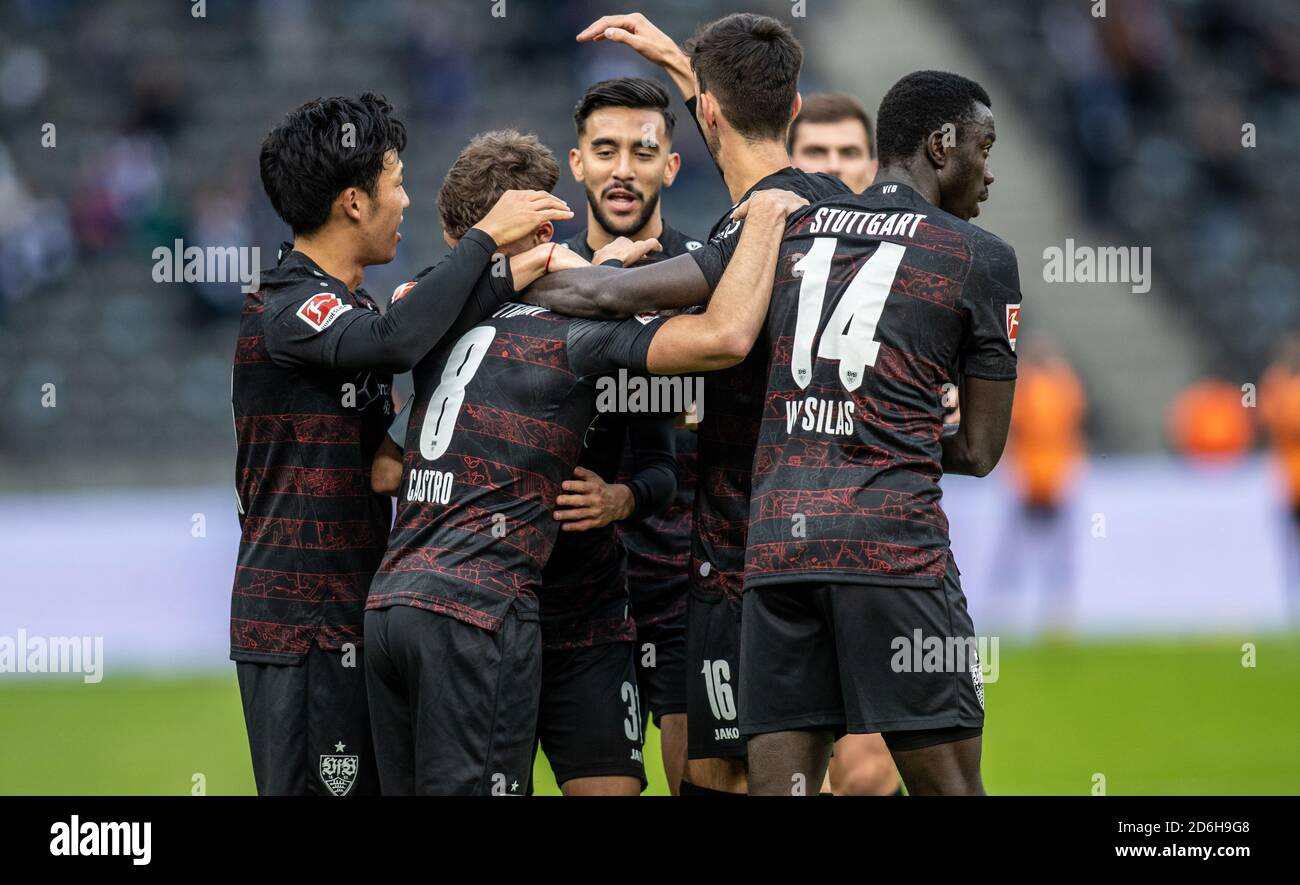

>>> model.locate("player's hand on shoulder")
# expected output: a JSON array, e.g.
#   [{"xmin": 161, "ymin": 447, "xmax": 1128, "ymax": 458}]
[
  {"xmin": 592, "ymin": 236, "xmax": 661, "ymax": 267},
  {"xmin": 733, "ymin": 188, "xmax": 809, "ymax": 222},
  {"xmin": 577, "ymin": 13, "xmax": 682, "ymax": 69},
  {"xmin": 473, "ymin": 190, "xmax": 573, "ymax": 248}
]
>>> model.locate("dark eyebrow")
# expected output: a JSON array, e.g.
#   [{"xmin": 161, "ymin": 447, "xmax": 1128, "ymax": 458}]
[{"xmin": 588, "ymin": 136, "xmax": 659, "ymax": 152}]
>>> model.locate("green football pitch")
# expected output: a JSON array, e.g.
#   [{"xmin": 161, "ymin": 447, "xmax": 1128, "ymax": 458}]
[{"xmin": 3, "ymin": 636, "xmax": 1297, "ymax": 795}]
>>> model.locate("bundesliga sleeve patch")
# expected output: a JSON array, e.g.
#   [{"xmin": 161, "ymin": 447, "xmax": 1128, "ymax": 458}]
[
  {"xmin": 391, "ymin": 281, "xmax": 418, "ymax": 304},
  {"xmin": 1005, "ymin": 303, "xmax": 1021, "ymax": 351},
  {"xmin": 296, "ymin": 292, "xmax": 352, "ymax": 331},
  {"xmin": 635, "ymin": 311, "xmax": 661, "ymax": 325}
]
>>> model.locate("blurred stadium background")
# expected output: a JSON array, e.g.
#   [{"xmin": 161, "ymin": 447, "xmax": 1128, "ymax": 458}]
[{"xmin": 1, "ymin": 0, "xmax": 1298, "ymax": 794}]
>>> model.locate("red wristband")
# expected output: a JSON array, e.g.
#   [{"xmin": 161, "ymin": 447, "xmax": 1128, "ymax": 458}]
[{"xmin": 544, "ymin": 242, "xmax": 557, "ymax": 273}]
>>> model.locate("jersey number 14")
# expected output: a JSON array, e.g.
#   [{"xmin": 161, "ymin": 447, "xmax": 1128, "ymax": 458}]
[{"xmin": 791, "ymin": 238, "xmax": 906, "ymax": 392}]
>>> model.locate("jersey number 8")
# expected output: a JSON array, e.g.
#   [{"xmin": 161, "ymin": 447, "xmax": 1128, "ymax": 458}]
[{"xmin": 419, "ymin": 325, "xmax": 496, "ymax": 461}]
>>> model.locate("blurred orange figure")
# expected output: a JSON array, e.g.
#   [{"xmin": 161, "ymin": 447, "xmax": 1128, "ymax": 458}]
[
  {"xmin": 1260, "ymin": 337, "xmax": 1300, "ymax": 611},
  {"xmin": 986, "ymin": 343, "xmax": 1086, "ymax": 634},
  {"xmin": 1168, "ymin": 380, "xmax": 1254, "ymax": 460},
  {"xmin": 1260, "ymin": 339, "xmax": 1300, "ymax": 506},
  {"xmin": 1008, "ymin": 349, "xmax": 1087, "ymax": 507}
]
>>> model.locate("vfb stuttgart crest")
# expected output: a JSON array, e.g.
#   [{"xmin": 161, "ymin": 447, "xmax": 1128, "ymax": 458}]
[{"xmin": 320, "ymin": 741, "xmax": 359, "ymax": 797}]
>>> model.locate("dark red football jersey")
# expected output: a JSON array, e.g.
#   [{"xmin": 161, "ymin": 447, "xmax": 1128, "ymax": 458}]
[
  {"xmin": 685, "ymin": 167, "xmax": 851, "ymax": 603},
  {"xmin": 366, "ymin": 303, "xmax": 667, "ymax": 631},
  {"xmin": 230, "ymin": 251, "xmax": 393, "ymax": 663},
  {"xmin": 744, "ymin": 181, "xmax": 1022, "ymax": 589}
]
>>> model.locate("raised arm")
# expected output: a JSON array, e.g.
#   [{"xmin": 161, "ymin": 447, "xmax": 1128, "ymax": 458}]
[
  {"xmin": 265, "ymin": 190, "xmax": 571, "ymax": 373},
  {"xmin": 643, "ymin": 189, "xmax": 807, "ymax": 375},
  {"xmin": 577, "ymin": 13, "xmax": 695, "ymax": 102},
  {"xmin": 573, "ymin": 14, "xmax": 732, "ymax": 184}
]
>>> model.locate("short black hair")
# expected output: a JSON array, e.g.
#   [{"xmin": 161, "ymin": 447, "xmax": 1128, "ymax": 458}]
[
  {"xmin": 875, "ymin": 71, "xmax": 991, "ymax": 166},
  {"xmin": 574, "ymin": 77, "xmax": 676, "ymax": 140},
  {"xmin": 259, "ymin": 92, "xmax": 407, "ymax": 236},
  {"xmin": 686, "ymin": 13, "xmax": 802, "ymax": 142}
]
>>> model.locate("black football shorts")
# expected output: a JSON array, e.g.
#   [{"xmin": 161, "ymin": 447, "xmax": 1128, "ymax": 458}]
[
  {"xmin": 634, "ymin": 613, "xmax": 687, "ymax": 730},
  {"xmin": 738, "ymin": 557, "xmax": 985, "ymax": 743},
  {"xmin": 236, "ymin": 642, "xmax": 379, "ymax": 796},
  {"xmin": 535, "ymin": 640, "xmax": 647, "ymax": 789},
  {"xmin": 364, "ymin": 601, "xmax": 541, "ymax": 796},
  {"xmin": 685, "ymin": 590, "xmax": 746, "ymax": 761}
]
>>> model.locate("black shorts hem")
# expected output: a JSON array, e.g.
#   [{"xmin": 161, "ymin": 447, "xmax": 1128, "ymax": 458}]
[
  {"xmin": 883, "ymin": 724, "xmax": 983, "ymax": 752},
  {"xmin": 851, "ymin": 715, "xmax": 984, "ymax": 734},
  {"xmin": 650, "ymin": 703, "xmax": 688, "ymax": 727},
  {"xmin": 742, "ymin": 712, "xmax": 983, "ymax": 737},
  {"xmin": 552, "ymin": 764, "xmax": 648, "ymax": 789},
  {"xmin": 739, "ymin": 712, "xmax": 845, "ymax": 737},
  {"xmin": 686, "ymin": 745, "xmax": 748, "ymax": 763}
]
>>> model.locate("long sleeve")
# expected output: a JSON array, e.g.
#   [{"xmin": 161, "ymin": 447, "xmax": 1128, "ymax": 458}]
[
  {"xmin": 623, "ymin": 415, "xmax": 678, "ymax": 519},
  {"xmin": 264, "ymin": 229, "xmax": 505, "ymax": 373}
]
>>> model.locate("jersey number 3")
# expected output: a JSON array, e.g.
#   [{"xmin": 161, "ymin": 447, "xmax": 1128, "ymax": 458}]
[
  {"xmin": 419, "ymin": 325, "xmax": 496, "ymax": 461},
  {"xmin": 791, "ymin": 238, "xmax": 906, "ymax": 392}
]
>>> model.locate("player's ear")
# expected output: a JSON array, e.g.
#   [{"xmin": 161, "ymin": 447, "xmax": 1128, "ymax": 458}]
[
  {"xmin": 790, "ymin": 91, "xmax": 803, "ymax": 123},
  {"xmin": 338, "ymin": 186, "xmax": 364, "ymax": 224},
  {"xmin": 568, "ymin": 147, "xmax": 584, "ymax": 183},
  {"xmin": 926, "ymin": 127, "xmax": 950, "ymax": 169},
  {"xmin": 698, "ymin": 92, "xmax": 718, "ymax": 130},
  {"xmin": 535, "ymin": 220, "xmax": 554, "ymax": 245},
  {"xmin": 662, "ymin": 152, "xmax": 682, "ymax": 187}
]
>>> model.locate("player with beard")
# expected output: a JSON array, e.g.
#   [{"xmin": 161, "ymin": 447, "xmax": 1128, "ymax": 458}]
[
  {"xmin": 524, "ymin": 12, "xmax": 848, "ymax": 796},
  {"xmin": 539, "ymin": 78, "xmax": 704, "ymax": 795},
  {"xmin": 233, "ymin": 94, "xmax": 571, "ymax": 796},
  {"xmin": 562, "ymin": 77, "xmax": 702, "ymax": 262},
  {"xmin": 740, "ymin": 71, "xmax": 1018, "ymax": 796},
  {"xmin": 362, "ymin": 129, "xmax": 806, "ymax": 795}
]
